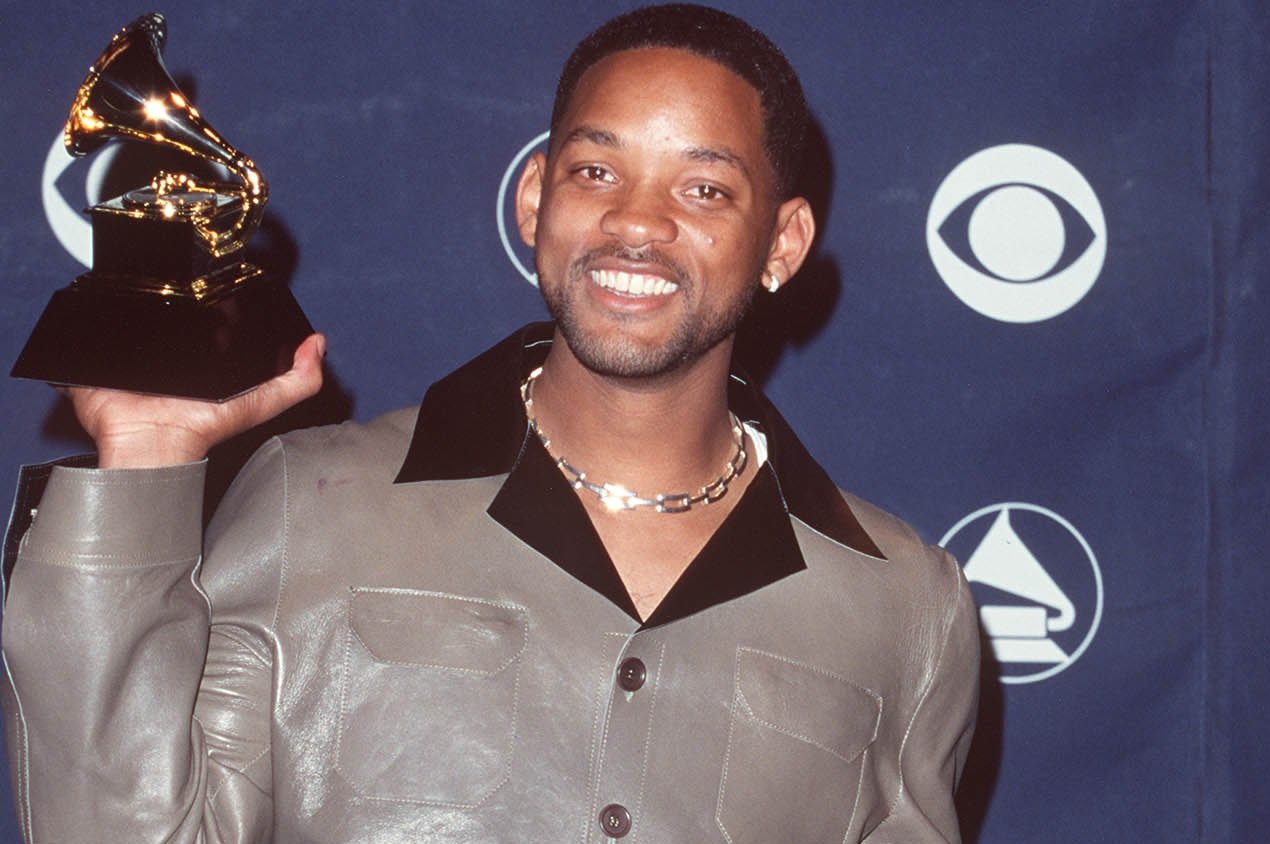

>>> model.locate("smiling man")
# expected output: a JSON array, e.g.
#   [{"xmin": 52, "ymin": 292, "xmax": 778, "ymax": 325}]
[{"xmin": 2, "ymin": 5, "xmax": 978, "ymax": 842}]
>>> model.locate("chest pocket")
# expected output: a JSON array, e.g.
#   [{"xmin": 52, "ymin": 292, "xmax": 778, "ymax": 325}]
[
  {"xmin": 716, "ymin": 647, "xmax": 882, "ymax": 843},
  {"xmin": 336, "ymin": 587, "xmax": 527, "ymax": 807}
]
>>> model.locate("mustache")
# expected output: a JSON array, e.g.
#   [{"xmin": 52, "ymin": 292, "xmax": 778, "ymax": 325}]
[{"xmin": 571, "ymin": 245, "xmax": 691, "ymax": 287}]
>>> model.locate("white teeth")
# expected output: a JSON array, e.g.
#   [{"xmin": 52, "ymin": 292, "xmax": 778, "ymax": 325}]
[{"xmin": 590, "ymin": 269, "xmax": 679, "ymax": 296}]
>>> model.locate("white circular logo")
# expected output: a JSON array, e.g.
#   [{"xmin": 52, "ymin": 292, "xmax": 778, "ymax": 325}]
[
  {"xmin": 41, "ymin": 131, "xmax": 125, "ymax": 268},
  {"xmin": 496, "ymin": 130, "xmax": 550, "ymax": 287},
  {"xmin": 940, "ymin": 502, "xmax": 1103, "ymax": 684},
  {"xmin": 926, "ymin": 144, "xmax": 1106, "ymax": 323}
]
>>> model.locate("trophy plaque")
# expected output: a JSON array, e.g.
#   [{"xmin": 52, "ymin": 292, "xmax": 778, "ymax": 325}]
[{"xmin": 11, "ymin": 13, "xmax": 312, "ymax": 400}]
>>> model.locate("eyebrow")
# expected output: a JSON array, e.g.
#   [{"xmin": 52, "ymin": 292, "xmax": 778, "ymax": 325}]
[
  {"xmin": 561, "ymin": 124, "xmax": 753, "ymax": 180},
  {"xmin": 560, "ymin": 125, "xmax": 622, "ymax": 150},
  {"xmin": 682, "ymin": 145, "xmax": 751, "ymax": 179}
]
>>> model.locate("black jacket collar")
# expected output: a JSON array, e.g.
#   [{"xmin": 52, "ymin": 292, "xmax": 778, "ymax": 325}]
[{"xmin": 396, "ymin": 323, "xmax": 885, "ymax": 627}]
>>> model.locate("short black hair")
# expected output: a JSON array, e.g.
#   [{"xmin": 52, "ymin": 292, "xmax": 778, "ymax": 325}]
[{"xmin": 550, "ymin": 3, "xmax": 808, "ymax": 199}]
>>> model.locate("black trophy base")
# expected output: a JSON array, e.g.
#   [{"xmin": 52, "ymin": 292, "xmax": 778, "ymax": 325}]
[{"xmin": 11, "ymin": 275, "xmax": 313, "ymax": 401}]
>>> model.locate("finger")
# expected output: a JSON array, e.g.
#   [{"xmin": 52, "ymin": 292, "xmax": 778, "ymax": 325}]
[
  {"xmin": 233, "ymin": 334, "xmax": 326, "ymax": 426},
  {"xmin": 293, "ymin": 332, "xmax": 327, "ymax": 374},
  {"xmin": 284, "ymin": 333, "xmax": 326, "ymax": 398}
]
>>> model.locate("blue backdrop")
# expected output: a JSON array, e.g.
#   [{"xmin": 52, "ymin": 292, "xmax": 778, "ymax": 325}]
[{"xmin": 1, "ymin": 2, "xmax": 1266, "ymax": 841}]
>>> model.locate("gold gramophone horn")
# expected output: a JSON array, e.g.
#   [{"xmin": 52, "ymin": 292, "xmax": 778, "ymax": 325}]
[{"xmin": 64, "ymin": 12, "xmax": 266, "ymax": 258}]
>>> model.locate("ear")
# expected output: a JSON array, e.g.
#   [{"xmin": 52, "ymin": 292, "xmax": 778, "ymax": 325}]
[
  {"xmin": 515, "ymin": 152, "xmax": 547, "ymax": 247},
  {"xmin": 762, "ymin": 197, "xmax": 816, "ymax": 292}
]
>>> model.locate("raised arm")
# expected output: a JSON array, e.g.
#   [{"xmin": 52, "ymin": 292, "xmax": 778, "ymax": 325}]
[{"xmin": 1, "ymin": 336, "xmax": 323, "ymax": 843}]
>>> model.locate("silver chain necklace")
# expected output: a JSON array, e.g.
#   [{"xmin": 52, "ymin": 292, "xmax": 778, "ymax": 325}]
[{"xmin": 520, "ymin": 366, "xmax": 747, "ymax": 514}]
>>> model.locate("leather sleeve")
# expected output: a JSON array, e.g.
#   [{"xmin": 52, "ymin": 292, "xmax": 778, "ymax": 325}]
[
  {"xmin": 864, "ymin": 552, "xmax": 981, "ymax": 844},
  {"xmin": 1, "ymin": 442, "xmax": 288, "ymax": 843}
]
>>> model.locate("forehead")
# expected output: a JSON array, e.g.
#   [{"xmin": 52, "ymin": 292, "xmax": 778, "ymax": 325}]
[{"xmin": 555, "ymin": 47, "xmax": 766, "ymax": 158}]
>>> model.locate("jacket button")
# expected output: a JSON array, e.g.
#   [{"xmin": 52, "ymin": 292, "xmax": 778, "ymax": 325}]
[
  {"xmin": 599, "ymin": 803, "xmax": 632, "ymax": 837},
  {"xmin": 617, "ymin": 657, "xmax": 646, "ymax": 691}
]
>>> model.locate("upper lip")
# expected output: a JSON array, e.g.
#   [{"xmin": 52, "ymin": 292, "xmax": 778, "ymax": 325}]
[{"xmin": 585, "ymin": 257, "xmax": 677, "ymax": 281}]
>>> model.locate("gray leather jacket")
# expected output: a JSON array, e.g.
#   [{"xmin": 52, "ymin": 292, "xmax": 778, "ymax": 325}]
[{"xmin": 2, "ymin": 325, "xmax": 978, "ymax": 843}]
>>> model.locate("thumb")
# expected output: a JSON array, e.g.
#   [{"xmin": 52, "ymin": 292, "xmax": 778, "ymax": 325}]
[{"xmin": 231, "ymin": 333, "xmax": 326, "ymax": 428}]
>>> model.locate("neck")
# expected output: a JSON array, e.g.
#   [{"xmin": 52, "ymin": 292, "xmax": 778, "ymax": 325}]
[{"xmin": 529, "ymin": 331, "xmax": 739, "ymax": 496}]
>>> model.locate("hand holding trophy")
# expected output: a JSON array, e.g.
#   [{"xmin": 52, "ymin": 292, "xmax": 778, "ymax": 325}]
[{"xmin": 12, "ymin": 12, "xmax": 314, "ymax": 402}]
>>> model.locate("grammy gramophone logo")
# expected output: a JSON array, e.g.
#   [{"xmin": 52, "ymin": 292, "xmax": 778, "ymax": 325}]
[{"xmin": 941, "ymin": 503, "xmax": 1104, "ymax": 685}]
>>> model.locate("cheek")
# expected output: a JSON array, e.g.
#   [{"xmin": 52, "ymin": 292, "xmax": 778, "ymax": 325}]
[
  {"xmin": 533, "ymin": 208, "xmax": 577, "ymax": 266},
  {"xmin": 690, "ymin": 224, "xmax": 755, "ymax": 270},
  {"xmin": 682, "ymin": 221, "xmax": 723, "ymax": 254},
  {"xmin": 538, "ymin": 194, "xmax": 597, "ymax": 249}
]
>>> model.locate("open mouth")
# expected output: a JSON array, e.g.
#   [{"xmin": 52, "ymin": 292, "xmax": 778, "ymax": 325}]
[{"xmin": 589, "ymin": 269, "xmax": 680, "ymax": 297}]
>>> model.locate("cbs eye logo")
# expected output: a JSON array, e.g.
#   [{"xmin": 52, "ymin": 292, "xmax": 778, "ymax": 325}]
[
  {"xmin": 926, "ymin": 144, "xmax": 1107, "ymax": 324},
  {"xmin": 42, "ymin": 133, "xmax": 112, "ymax": 268}
]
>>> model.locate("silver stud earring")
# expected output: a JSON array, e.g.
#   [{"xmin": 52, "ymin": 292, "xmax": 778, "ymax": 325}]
[{"xmin": 766, "ymin": 273, "xmax": 780, "ymax": 292}]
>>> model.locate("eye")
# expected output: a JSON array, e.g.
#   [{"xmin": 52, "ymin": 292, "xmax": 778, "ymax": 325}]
[
  {"xmin": 575, "ymin": 164, "xmax": 614, "ymax": 184},
  {"xmin": 685, "ymin": 183, "xmax": 729, "ymax": 202},
  {"xmin": 926, "ymin": 144, "xmax": 1107, "ymax": 324}
]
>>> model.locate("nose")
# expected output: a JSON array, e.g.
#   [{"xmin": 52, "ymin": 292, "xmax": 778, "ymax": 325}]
[{"xmin": 599, "ymin": 184, "xmax": 678, "ymax": 247}]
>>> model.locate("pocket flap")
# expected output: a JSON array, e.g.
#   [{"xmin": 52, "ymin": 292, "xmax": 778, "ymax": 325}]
[
  {"xmin": 349, "ymin": 587, "xmax": 527, "ymax": 675},
  {"xmin": 734, "ymin": 647, "xmax": 881, "ymax": 763}
]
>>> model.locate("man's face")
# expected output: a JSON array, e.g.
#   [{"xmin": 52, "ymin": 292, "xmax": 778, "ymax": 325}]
[{"xmin": 518, "ymin": 47, "xmax": 787, "ymax": 379}]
